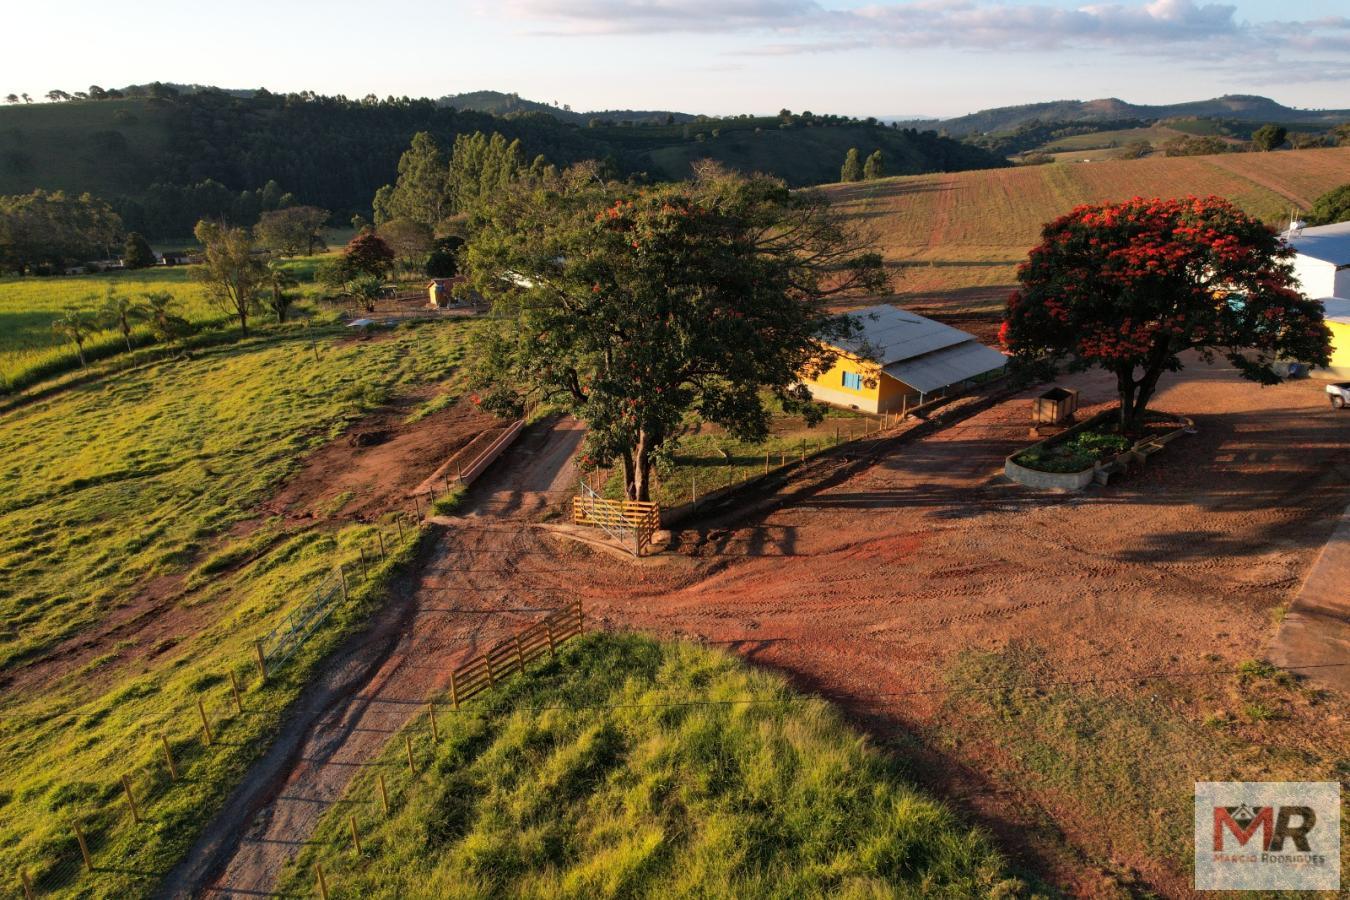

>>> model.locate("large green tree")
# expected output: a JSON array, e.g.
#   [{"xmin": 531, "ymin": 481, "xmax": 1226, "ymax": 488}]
[
  {"xmin": 1001, "ymin": 196, "xmax": 1332, "ymax": 433},
  {"xmin": 862, "ymin": 149, "xmax": 884, "ymax": 180},
  {"xmin": 1251, "ymin": 124, "xmax": 1288, "ymax": 152},
  {"xmin": 465, "ymin": 163, "xmax": 887, "ymax": 501},
  {"xmin": 255, "ymin": 205, "xmax": 329, "ymax": 256},
  {"xmin": 372, "ymin": 132, "xmax": 450, "ymax": 230},
  {"xmin": 122, "ymin": 231, "xmax": 156, "ymax": 269},
  {"xmin": 191, "ymin": 220, "xmax": 268, "ymax": 334},
  {"xmin": 840, "ymin": 148, "xmax": 863, "ymax": 183}
]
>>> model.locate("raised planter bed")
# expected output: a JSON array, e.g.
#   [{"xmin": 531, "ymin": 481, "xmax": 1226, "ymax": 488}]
[{"xmin": 1004, "ymin": 408, "xmax": 1193, "ymax": 491}]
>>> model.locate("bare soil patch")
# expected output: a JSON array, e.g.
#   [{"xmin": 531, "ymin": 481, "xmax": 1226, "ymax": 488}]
[{"xmin": 263, "ymin": 391, "xmax": 502, "ymax": 522}]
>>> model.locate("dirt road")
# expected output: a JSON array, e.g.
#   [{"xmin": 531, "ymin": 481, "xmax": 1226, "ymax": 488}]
[{"xmin": 171, "ymin": 417, "xmax": 609, "ymax": 898}]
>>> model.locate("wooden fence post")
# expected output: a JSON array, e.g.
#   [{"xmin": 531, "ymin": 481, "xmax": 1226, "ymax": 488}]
[
  {"xmin": 254, "ymin": 640, "xmax": 268, "ymax": 682},
  {"xmin": 396, "ymin": 516, "xmax": 404, "ymax": 541},
  {"xmin": 121, "ymin": 774, "xmax": 143, "ymax": 823},
  {"xmin": 378, "ymin": 774, "xmax": 390, "ymax": 815},
  {"xmin": 449, "ymin": 670, "xmax": 460, "ymax": 709},
  {"xmin": 349, "ymin": 815, "xmax": 362, "ymax": 856},
  {"xmin": 19, "ymin": 869, "xmax": 33, "ymax": 900},
  {"xmin": 197, "ymin": 698, "xmax": 214, "ymax": 746},
  {"xmin": 73, "ymin": 819, "xmax": 93, "ymax": 871},
  {"xmin": 337, "ymin": 564, "xmax": 348, "ymax": 601},
  {"xmin": 377, "ymin": 531, "xmax": 386, "ymax": 561},
  {"xmin": 546, "ymin": 621, "xmax": 557, "ymax": 657},
  {"xmin": 764, "ymin": 453, "xmax": 769, "ymax": 475},
  {"xmin": 358, "ymin": 547, "xmax": 368, "ymax": 580},
  {"xmin": 160, "ymin": 734, "xmax": 178, "ymax": 781},
  {"xmin": 577, "ymin": 601, "xmax": 585, "ymax": 636},
  {"xmin": 428, "ymin": 703, "xmax": 439, "ymax": 743},
  {"xmin": 483, "ymin": 655, "xmax": 494, "ymax": 686},
  {"xmin": 413, "ymin": 494, "xmax": 421, "ymax": 520},
  {"xmin": 315, "ymin": 862, "xmax": 330, "ymax": 900},
  {"xmin": 229, "ymin": 671, "xmax": 244, "ymax": 715},
  {"xmin": 404, "ymin": 734, "xmax": 416, "ymax": 772},
  {"xmin": 514, "ymin": 635, "xmax": 525, "ymax": 671}
]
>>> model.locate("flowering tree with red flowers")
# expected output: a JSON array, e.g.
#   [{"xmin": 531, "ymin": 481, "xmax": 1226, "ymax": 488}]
[
  {"xmin": 1001, "ymin": 196, "xmax": 1331, "ymax": 433},
  {"xmin": 464, "ymin": 162, "xmax": 886, "ymax": 501},
  {"xmin": 340, "ymin": 231, "xmax": 395, "ymax": 279}
]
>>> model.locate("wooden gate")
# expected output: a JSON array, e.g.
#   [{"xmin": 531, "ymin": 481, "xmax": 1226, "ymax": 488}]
[{"xmin": 572, "ymin": 481, "xmax": 660, "ymax": 556}]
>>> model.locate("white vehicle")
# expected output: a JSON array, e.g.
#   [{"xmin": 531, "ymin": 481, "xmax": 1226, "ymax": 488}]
[{"xmin": 1328, "ymin": 382, "xmax": 1350, "ymax": 409}]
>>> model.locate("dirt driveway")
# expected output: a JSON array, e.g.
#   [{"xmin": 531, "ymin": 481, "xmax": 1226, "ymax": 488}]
[
  {"xmin": 176, "ymin": 364, "xmax": 1350, "ymax": 897},
  {"xmin": 172, "ymin": 417, "xmax": 616, "ymax": 898}
]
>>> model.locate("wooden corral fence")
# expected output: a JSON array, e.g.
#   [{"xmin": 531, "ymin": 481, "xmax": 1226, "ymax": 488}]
[
  {"xmin": 448, "ymin": 601, "xmax": 583, "ymax": 708},
  {"xmin": 572, "ymin": 483, "xmax": 660, "ymax": 557}
]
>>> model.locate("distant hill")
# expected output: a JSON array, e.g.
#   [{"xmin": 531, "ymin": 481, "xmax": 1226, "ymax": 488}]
[
  {"xmin": 901, "ymin": 95, "xmax": 1350, "ymax": 137},
  {"xmin": 0, "ymin": 90, "xmax": 1005, "ymax": 236},
  {"xmin": 438, "ymin": 90, "xmax": 696, "ymax": 126}
]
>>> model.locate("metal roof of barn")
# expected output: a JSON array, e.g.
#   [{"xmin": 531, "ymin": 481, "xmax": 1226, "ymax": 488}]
[
  {"xmin": 1290, "ymin": 222, "xmax": 1350, "ymax": 266},
  {"xmin": 882, "ymin": 340, "xmax": 1008, "ymax": 394},
  {"xmin": 834, "ymin": 304, "xmax": 971, "ymax": 364}
]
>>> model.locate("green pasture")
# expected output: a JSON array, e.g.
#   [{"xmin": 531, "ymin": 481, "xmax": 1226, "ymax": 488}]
[
  {"xmin": 0, "ymin": 318, "xmax": 471, "ymax": 896},
  {"xmin": 0, "ymin": 254, "xmax": 331, "ymax": 393},
  {"xmin": 279, "ymin": 631, "xmax": 1023, "ymax": 898}
]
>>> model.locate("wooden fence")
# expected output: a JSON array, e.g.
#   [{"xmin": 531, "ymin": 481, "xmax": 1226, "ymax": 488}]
[
  {"xmin": 448, "ymin": 601, "xmax": 584, "ymax": 708},
  {"xmin": 571, "ymin": 495, "xmax": 661, "ymax": 557}
]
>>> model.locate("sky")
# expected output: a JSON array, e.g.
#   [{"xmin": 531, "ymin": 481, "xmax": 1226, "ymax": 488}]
[{"xmin": 4, "ymin": 0, "xmax": 1348, "ymax": 118}]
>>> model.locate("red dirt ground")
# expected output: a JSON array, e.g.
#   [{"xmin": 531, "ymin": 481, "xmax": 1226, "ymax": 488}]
[
  {"xmin": 184, "ymin": 361, "xmax": 1350, "ymax": 898},
  {"xmin": 263, "ymin": 391, "xmax": 503, "ymax": 522}
]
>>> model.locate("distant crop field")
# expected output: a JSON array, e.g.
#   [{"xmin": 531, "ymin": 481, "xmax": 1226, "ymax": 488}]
[{"xmin": 821, "ymin": 146, "xmax": 1350, "ymax": 322}]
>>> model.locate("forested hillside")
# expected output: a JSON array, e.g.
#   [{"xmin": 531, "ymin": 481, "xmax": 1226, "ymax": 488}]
[{"xmin": 0, "ymin": 90, "xmax": 1006, "ymax": 236}]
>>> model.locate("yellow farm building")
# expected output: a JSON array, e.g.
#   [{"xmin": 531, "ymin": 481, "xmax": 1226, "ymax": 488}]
[
  {"xmin": 1288, "ymin": 222, "xmax": 1350, "ymax": 379},
  {"xmin": 802, "ymin": 304, "xmax": 1006, "ymax": 414}
]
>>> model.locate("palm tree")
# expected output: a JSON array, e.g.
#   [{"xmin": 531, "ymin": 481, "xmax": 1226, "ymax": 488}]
[
  {"xmin": 100, "ymin": 287, "xmax": 147, "ymax": 352},
  {"xmin": 51, "ymin": 307, "xmax": 100, "ymax": 367},
  {"xmin": 344, "ymin": 274, "xmax": 382, "ymax": 314},
  {"xmin": 265, "ymin": 261, "xmax": 300, "ymax": 323},
  {"xmin": 142, "ymin": 292, "xmax": 190, "ymax": 344}
]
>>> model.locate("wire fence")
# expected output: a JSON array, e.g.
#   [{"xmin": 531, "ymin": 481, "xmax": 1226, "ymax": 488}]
[{"xmin": 8, "ymin": 510, "xmax": 430, "ymax": 899}]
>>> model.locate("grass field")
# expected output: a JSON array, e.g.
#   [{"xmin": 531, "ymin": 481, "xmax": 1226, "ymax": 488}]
[
  {"xmin": 0, "ymin": 254, "xmax": 330, "ymax": 393},
  {"xmin": 821, "ymin": 146, "xmax": 1350, "ymax": 321},
  {"xmin": 0, "ymin": 318, "xmax": 472, "ymax": 896},
  {"xmin": 278, "ymin": 631, "xmax": 1023, "ymax": 898},
  {"xmin": 944, "ymin": 645, "xmax": 1350, "ymax": 887}
]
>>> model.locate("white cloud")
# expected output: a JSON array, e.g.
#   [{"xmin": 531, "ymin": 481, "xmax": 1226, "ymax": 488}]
[{"xmin": 500, "ymin": 0, "xmax": 1350, "ymax": 77}]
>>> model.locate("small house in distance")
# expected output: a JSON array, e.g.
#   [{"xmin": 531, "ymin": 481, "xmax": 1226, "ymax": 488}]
[
  {"xmin": 801, "ymin": 303, "xmax": 1006, "ymax": 413},
  {"xmin": 1288, "ymin": 221, "xmax": 1350, "ymax": 379}
]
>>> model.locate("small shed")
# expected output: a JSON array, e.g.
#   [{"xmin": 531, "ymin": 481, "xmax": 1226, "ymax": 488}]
[{"xmin": 1032, "ymin": 387, "xmax": 1079, "ymax": 425}]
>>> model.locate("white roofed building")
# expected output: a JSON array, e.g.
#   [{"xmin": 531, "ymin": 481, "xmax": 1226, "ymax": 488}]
[{"xmin": 1287, "ymin": 221, "xmax": 1350, "ymax": 378}]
